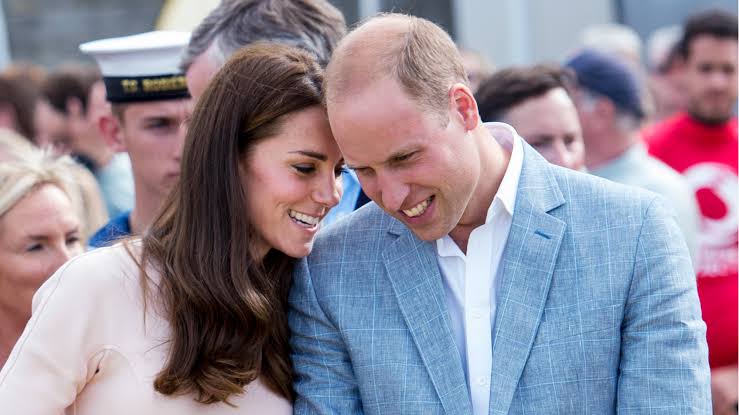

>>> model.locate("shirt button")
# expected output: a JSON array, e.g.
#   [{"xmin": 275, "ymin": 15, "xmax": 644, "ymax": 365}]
[
  {"xmin": 471, "ymin": 310, "xmax": 484, "ymax": 319},
  {"xmin": 477, "ymin": 377, "xmax": 488, "ymax": 386}
]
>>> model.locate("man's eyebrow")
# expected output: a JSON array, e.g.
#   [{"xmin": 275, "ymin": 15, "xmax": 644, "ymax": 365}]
[
  {"xmin": 347, "ymin": 145, "xmax": 422, "ymax": 170},
  {"xmin": 289, "ymin": 150, "xmax": 327, "ymax": 161},
  {"xmin": 385, "ymin": 145, "xmax": 421, "ymax": 162}
]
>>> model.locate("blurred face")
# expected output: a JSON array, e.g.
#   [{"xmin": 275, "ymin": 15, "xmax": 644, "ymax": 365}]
[
  {"xmin": 68, "ymin": 81, "xmax": 110, "ymax": 159},
  {"xmin": 34, "ymin": 99, "xmax": 73, "ymax": 155},
  {"xmin": 649, "ymin": 65, "xmax": 687, "ymax": 120},
  {"xmin": 461, "ymin": 50, "xmax": 491, "ymax": 92},
  {"xmin": 502, "ymin": 88, "xmax": 585, "ymax": 171},
  {"xmin": 242, "ymin": 106, "xmax": 344, "ymax": 259},
  {"xmin": 0, "ymin": 184, "xmax": 82, "ymax": 318},
  {"xmin": 684, "ymin": 35, "xmax": 738, "ymax": 124},
  {"xmin": 328, "ymin": 77, "xmax": 482, "ymax": 242},
  {"xmin": 185, "ymin": 51, "xmax": 221, "ymax": 102},
  {"xmin": 119, "ymin": 98, "xmax": 192, "ymax": 199}
]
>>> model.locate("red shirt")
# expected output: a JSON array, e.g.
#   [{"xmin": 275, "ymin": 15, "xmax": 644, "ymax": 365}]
[{"xmin": 645, "ymin": 113, "xmax": 738, "ymax": 368}]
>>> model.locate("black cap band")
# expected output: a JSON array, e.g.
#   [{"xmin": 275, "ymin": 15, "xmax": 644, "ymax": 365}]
[{"xmin": 103, "ymin": 73, "xmax": 190, "ymax": 103}]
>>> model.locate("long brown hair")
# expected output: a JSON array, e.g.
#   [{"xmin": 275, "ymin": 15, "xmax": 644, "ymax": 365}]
[{"xmin": 138, "ymin": 42, "xmax": 325, "ymax": 404}]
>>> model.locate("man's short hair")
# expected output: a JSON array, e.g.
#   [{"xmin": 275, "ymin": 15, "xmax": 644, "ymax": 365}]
[
  {"xmin": 0, "ymin": 76, "xmax": 39, "ymax": 140},
  {"xmin": 41, "ymin": 65, "xmax": 101, "ymax": 116},
  {"xmin": 180, "ymin": 0, "xmax": 346, "ymax": 71},
  {"xmin": 475, "ymin": 64, "xmax": 575, "ymax": 122},
  {"xmin": 678, "ymin": 9, "xmax": 738, "ymax": 58},
  {"xmin": 326, "ymin": 14, "xmax": 468, "ymax": 121}
]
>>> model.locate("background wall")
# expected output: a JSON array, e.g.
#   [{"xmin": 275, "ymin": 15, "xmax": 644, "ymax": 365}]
[
  {"xmin": 3, "ymin": 0, "xmax": 164, "ymax": 67},
  {"xmin": 0, "ymin": 0, "xmax": 736, "ymax": 69}
]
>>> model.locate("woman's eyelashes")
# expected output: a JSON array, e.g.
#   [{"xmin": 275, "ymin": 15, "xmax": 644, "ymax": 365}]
[
  {"xmin": 24, "ymin": 232, "xmax": 79, "ymax": 253},
  {"xmin": 293, "ymin": 164, "xmax": 316, "ymax": 175},
  {"xmin": 292, "ymin": 163, "xmax": 347, "ymax": 177},
  {"xmin": 25, "ymin": 243, "xmax": 42, "ymax": 253}
]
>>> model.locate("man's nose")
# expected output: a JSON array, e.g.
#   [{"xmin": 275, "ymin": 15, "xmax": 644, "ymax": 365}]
[{"xmin": 377, "ymin": 171, "xmax": 410, "ymax": 212}]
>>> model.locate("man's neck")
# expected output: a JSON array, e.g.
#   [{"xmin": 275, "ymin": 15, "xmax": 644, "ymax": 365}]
[
  {"xmin": 448, "ymin": 125, "xmax": 510, "ymax": 254},
  {"xmin": 585, "ymin": 130, "xmax": 637, "ymax": 170},
  {"xmin": 129, "ymin": 186, "xmax": 165, "ymax": 234},
  {"xmin": 78, "ymin": 141, "xmax": 114, "ymax": 170},
  {"xmin": 90, "ymin": 147, "xmax": 114, "ymax": 170}
]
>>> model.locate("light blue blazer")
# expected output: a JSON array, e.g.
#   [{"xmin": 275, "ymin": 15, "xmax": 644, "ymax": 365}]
[{"xmin": 289, "ymin": 143, "xmax": 711, "ymax": 414}]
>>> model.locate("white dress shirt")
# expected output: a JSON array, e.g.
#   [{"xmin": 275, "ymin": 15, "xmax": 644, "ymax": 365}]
[{"xmin": 436, "ymin": 123, "xmax": 523, "ymax": 415}]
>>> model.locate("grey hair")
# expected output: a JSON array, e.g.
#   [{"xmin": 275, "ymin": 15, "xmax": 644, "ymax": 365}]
[{"xmin": 180, "ymin": 0, "xmax": 346, "ymax": 71}]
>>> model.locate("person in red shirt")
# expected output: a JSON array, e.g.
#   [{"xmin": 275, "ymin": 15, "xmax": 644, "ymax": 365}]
[{"xmin": 644, "ymin": 9, "xmax": 737, "ymax": 414}]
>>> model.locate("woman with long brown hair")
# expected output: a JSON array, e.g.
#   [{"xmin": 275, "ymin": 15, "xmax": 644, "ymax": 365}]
[{"xmin": 0, "ymin": 42, "xmax": 344, "ymax": 413}]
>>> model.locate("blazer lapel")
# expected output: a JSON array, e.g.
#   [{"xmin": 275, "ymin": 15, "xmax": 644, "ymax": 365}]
[
  {"xmin": 489, "ymin": 145, "xmax": 567, "ymax": 415},
  {"xmin": 382, "ymin": 220, "xmax": 473, "ymax": 415}
]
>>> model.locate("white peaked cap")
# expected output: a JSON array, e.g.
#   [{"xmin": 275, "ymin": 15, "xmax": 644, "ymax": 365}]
[{"xmin": 80, "ymin": 31, "xmax": 190, "ymax": 77}]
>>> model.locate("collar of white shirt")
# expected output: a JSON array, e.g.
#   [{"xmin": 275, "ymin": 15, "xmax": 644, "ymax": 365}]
[{"xmin": 435, "ymin": 122, "xmax": 524, "ymax": 257}]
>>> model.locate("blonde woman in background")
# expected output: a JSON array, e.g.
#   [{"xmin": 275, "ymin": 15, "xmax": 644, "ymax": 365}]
[
  {"xmin": 0, "ymin": 142, "xmax": 85, "ymax": 365},
  {"xmin": 0, "ymin": 128, "xmax": 107, "ymax": 241}
]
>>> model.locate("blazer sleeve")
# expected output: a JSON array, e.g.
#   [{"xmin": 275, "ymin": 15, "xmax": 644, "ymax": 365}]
[
  {"xmin": 289, "ymin": 257, "xmax": 364, "ymax": 415},
  {"xmin": 617, "ymin": 196, "xmax": 712, "ymax": 413},
  {"xmin": 0, "ymin": 255, "xmax": 109, "ymax": 414}
]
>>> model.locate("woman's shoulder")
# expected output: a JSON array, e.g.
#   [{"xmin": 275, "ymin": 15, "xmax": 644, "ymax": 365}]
[
  {"xmin": 64, "ymin": 241, "xmax": 140, "ymax": 277},
  {"xmin": 35, "ymin": 242, "xmax": 145, "ymax": 307}
]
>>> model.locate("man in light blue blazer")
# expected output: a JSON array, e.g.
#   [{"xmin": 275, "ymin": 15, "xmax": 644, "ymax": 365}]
[{"xmin": 289, "ymin": 13, "xmax": 711, "ymax": 414}]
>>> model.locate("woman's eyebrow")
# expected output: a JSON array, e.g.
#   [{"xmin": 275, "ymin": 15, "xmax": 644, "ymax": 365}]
[{"xmin": 288, "ymin": 150, "xmax": 327, "ymax": 161}]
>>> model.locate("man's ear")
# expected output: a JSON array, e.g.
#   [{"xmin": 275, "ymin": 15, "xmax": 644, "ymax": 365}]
[
  {"xmin": 449, "ymin": 83, "xmax": 479, "ymax": 131},
  {"xmin": 98, "ymin": 113, "xmax": 126, "ymax": 152}
]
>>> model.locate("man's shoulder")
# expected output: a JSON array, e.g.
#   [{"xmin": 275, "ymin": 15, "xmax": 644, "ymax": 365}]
[
  {"xmin": 310, "ymin": 202, "xmax": 397, "ymax": 260},
  {"xmin": 545, "ymin": 163, "xmax": 659, "ymax": 219},
  {"xmin": 552, "ymin": 163, "xmax": 654, "ymax": 197},
  {"xmin": 88, "ymin": 211, "xmax": 132, "ymax": 249},
  {"xmin": 518, "ymin": 143, "xmax": 657, "ymax": 216},
  {"xmin": 640, "ymin": 155, "xmax": 692, "ymax": 193}
]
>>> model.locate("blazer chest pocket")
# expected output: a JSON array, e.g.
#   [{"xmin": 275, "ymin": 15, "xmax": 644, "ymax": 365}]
[{"xmin": 536, "ymin": 303, "xmax": 622, "ymax": 344}]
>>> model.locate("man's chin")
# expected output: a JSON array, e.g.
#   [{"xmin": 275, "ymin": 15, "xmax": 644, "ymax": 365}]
[
  {"xmin": 689, "ymin": 108, "xmax": 734, "ymax": 125},
  {"xmin": 405, "ymin": 222, "xmax": 449, "ymax": 242}
]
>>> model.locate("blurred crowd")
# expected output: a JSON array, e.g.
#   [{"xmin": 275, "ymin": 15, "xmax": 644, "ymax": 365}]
[{"xmin": 0, "ymin": 2, "xmax": 735, "ymax": 413}]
